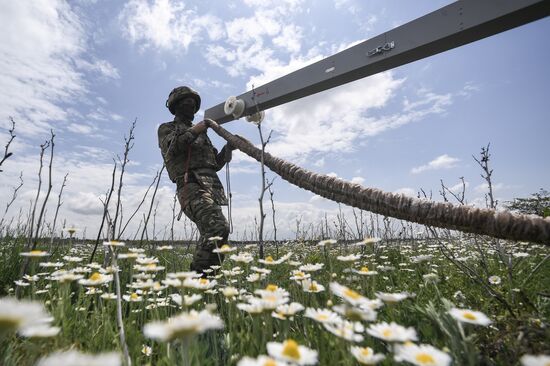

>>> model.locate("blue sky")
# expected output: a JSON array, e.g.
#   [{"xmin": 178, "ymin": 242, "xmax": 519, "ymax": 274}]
[{"xmin": 1, "ymin": 0, "xmax": 548, "ymax": 241}]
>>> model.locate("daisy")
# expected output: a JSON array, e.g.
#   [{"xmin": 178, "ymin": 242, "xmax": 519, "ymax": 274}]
[
  {"xmin": 375, "ymin": 292, "xmax": 409, "ymax": 303},
  {"xmin": 79, "ymin": 272, "xmax": 113, "ymax": 287},
  {"xmin": 330, "ymin": 282, "xmax": 369, "ymax": 306},
  {"xmin": 488, "ymin": 275, "xmax": 501, "ymax": 285},
  {"xmin": 301, "ymin": 279, "xmax": 325, "ymax": 293},
  {"xmin": 352, "ymin": 266, "xmax": 378, "ymax": 276},
  {"xmin": 183, "ymin": 278, "xmax": 217, "ymax": 290},
  {"xmin": 36, "ymin": 350, "xmax": 121, "ymax": 366},
  {"xmin": 157, "ymin": 245, "xmax": 173, "ymax": 251},
  {"xmin": 237, "ymin": 355, "xmax": 289, "ymax": 366},
  {"xmin": 411, "ymin": 255, "xmax": 433, "ymax": 263},
  {"xmin": 19, "ymin": 324, "xmax": 61, "ymax": 338},
  {"xmin": 259, "ymin": 255, "xmax": 284, "ymax": 265},
  {"xmin": 366, "ymin": 322, "xmax": 418, "ymax": 342},
  {"xmin": 275, "ymin": 302, "xmax": 305, "ymax": 317},
  {"xmin": 267, "ymin": 339, "xmax": 318, "ymax": 365},
  {"xmin": 394, "ymin": 343, "xmax": 452, "ymax": 366},
  {"xmin": 0, "ymin": 297, "xmax": 51, "ymax": 332},
  {"xmin": 123, "ymin": 293, "xmax": 143, "ymax": 302},
  {"xmin": 350, "ymin": 346, "xmax": 385, "ymax": 365},
  {"xmin": 141, "ymin": 345, "xmax": 152, "ymax": 356},
  {"xmin": 20, "ymin": 250, "xmax": 50, "ymax": 257},
  {"xmin": 63, "ymin": 255, "xmax": 83, "ymax": 263},
  {"xmin": 246, "ymin": 273, "xmax": 263, "ymax": 283},
  {"xmin": 167, "ymin": 271, "xmax": 201, "ymax": 279},
  {"xmin": 520, "ymin": 354, "xmax": 550, "ymax": 366},
  {"xmin": 213, "ymin": 244, "xmax": 237, "ymax": 254},
  {"xmin": 337, "ymin": 254, "xmax": 362, "ymax": 262},
  {"xmin": 237, "ymin": 302, "xmax": 265, "ymax": 315},
  {"xmin": 102, "ymin": 240, "xmax": 125, "ymax": 247},
  {"xmin": 304, "ymin": 308, "xmax": 342, "ymax": 324},
  {"xmin": 323, "ymin": 320, "xmax": 364, "ymax": 342},
  {"xmin": 333, "ymin": 304, "xmax": 377, "ymax": 322},
  {"xmin": 448, "ymin": 308, "xmax": 492, "ymax": 326},
  {"xmin": 299, "ymin": 263, "xmax": 324, "ymax": 272},
  {"xmin": 144, "ymin": 309, "xmax": 223, "ymax": 341},
  {"xmin": 290, "ymin": 270, "xmax": 310, "ymax": 281},
  {"xmin": 317, "ymin": 239, "xmax": 337, "ymax": 247},
  {"xmin": 230, "ymin": 252, "xmax": 254, "ymax": 263}
]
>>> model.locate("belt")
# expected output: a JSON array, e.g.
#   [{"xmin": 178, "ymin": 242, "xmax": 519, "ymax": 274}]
[{"xmin": 176, "ymin": 173, "xmax": 198, "ymax": 191}]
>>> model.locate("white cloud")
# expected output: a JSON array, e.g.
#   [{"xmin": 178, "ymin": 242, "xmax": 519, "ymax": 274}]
[
  {"xmin": 0, "ymin": 1, "xmax": 85, "ymax": 135},
  {"xmin": 394, "ymin": 187, "xmax": 417, "ymax": 198},
  {"xmin": 119, "ymin": 0, "xmax": 225, "ymax": 52},
  {"xmin": 0, "ymin": 1, "xmax": 120, "ymax": 138},
  {"xmin": 351, "ymin": 176, "xmax": 365, "ymax": 185},
  {"xmin": 474, "ymin": 182, "xmax": 507, "ymax": 194},
  {"xmin": 411, "ymin": 154, "xmax": 460, "ymax": 174}
]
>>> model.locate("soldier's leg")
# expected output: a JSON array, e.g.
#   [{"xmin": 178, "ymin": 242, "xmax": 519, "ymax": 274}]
[{"xmin": 178, "ymin": 184, "xmax": 229, "ymax": 274}]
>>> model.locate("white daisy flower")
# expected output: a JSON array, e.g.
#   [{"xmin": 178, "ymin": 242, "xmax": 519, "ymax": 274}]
[
  {"xmin": 267, "ymin": 339, "xmax": 318, "ymax": 365},
  {"xmin": 237, "ymin": 355, "xmax": 289, "ymax": 366},
  {"xmin": 323, "ymin": 320, "xmax": 364, "ymax": 342},
  {"xmin": 304, "ymin": 308, "xmax": 342, "ymax": 324},
  {"xmin": 375, "ymin": 292, "xmax": 409, "ymax": 303},
  {"xmin": 520, "ymin": 354, "xmax": 550, "ymax": 366},
  {"xmin": 448, "ymin": 308, "xmax": 492, "ymax": 326},
  {"xmin": 37, "ymin": 350, "xmax": 121, "ymax": 366},
  {"xmin": 144, "ymin": 309, "xmax": 223, "ymax": 342},
  {"xmin": 366, "ymin": 322, "xmax": 418, "ymax": 342},
  {"xmin": 394, "ymin": 343, "xmax": 451, "ymax": 366},
  {"xmin": 350, "ymin": 346, "xmax": 385, "ymax": 365}
]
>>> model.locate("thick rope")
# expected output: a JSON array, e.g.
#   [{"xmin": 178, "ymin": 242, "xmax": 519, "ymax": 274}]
[{"xmin": 205, "ymin": 119, "xmax": 550, "ymax": 245}]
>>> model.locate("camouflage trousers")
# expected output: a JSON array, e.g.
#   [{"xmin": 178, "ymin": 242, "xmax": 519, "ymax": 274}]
[{"xmin": 177, "ymin": 182, "xmax": 229, "ymax": 274}]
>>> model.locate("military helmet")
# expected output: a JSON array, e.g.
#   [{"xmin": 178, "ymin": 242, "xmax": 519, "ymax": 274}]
[{"xmin": 166, "ymin": 86, "xmax": 201, "ymax": 115}]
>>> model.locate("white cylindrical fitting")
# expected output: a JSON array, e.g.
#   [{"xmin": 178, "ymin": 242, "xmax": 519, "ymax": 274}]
[
  {"xmin": 224, "ymin": 96, "xmax": 246, "ymax": 119},
  {"xmin": 246, "ymin": 110, "xmax": 265, "ymax": 124}
]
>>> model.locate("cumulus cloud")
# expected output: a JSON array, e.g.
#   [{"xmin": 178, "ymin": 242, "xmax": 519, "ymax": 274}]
[
  {"xmin": 119, "ymin": 0, "xmax": 225, "ymax": 52},
  {"xmin": 411, "ymin": 154, "xmax": 460, "ymax": 174},
  {"xmin": 0, "ymin": 1, "xmax": 120, "ymax": 137},
  {"xmin": 394, "ymin": 187, "xmax": 417, "ymax": 198}
]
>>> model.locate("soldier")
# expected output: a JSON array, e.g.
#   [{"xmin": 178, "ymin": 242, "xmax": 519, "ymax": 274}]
[{"xmin": 158, "ymin": 86, "xmax": 234, "ymax": 275}]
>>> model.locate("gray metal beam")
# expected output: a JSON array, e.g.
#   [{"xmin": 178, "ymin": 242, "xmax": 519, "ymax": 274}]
[{"xmin": 204, "ymin": 0, "xmax": 550, "ymax": 123}]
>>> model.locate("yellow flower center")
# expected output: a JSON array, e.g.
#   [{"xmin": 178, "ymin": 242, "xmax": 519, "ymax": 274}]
[
  {"xmin": 309, "ymin": 283, "xmax": 318, "ymax": 291},
  {"xmin": 415, "ymin": 353, "xmax": 436, "ymax": 364},
  {"xmin": 89, "ymin": 272, "xmax": 102, "ymax": 281},
  {"xmin": 296, "ymin": 271, "xmax": 305, "ymax": 277},
  {"xmin": 382, "ymin": 329, "xmax": 392, "ymax": 338},
  {"xmin": 282, "ymin": 339, "xmax": 300, "ymax": 360},
  {"xmin": 360, "ymin": 347, "xmax": 372, "ymax": 356},
  {"xmin": 266, "ymin": 284, "xmax": 278, "ymax": 292},
  {"xmin": 317, "ymin": 314, "xmax": 329, "ymax": 321},
  {"xmin": 263, "ymin": 359, "xmax": 277, "ymax": 366},
  {"xmin": 30, "ymin": 250, "xmax": 44, "ymax": 254},
  {"xmin": 221, "ymin": 244, "xmax": 230, "ymax": 250},
  {"xmin": 146, "ymin": 263, "xmax": 157, "ymax": 268},
  {"xmin": 265, "ymin": 256, "xmax": 274, "ymax": 262},
  {"xmin": 199, "ymin": 278, "xmax": 209, "ymax": 285},
  {"xmin": 463, "ymin": 312, "xmax": 477, "ymax": 320},
  {"xmin": 360, "ymin": 266, "xmax": 369, "ymax": 272},
  {"xmin": 344, "ymin": 288, "xmax": 361, "ymax": 300},
  {"xmin": 130, "ymin": 293, "xmax": 138, "ymax": 300}
]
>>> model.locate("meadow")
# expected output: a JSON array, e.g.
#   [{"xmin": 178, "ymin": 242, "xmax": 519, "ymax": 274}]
[{"xmin": 1, "ymin": 233, "xmax": 549, "ymax": 365}]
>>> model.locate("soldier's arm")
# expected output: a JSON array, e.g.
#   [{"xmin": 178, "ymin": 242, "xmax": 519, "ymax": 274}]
[
  {"xmin": 215, "ymin": 145, "xmax": 232, "ymax": 170},
  {"xmin": 157, "ymin": 123, "xmax": 198, "ymax": 157}
]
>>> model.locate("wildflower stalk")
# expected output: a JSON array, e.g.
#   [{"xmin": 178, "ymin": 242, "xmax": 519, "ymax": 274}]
[{"xmin": 110, "ymin": 246, "xmax": 132, "ymax": 366}]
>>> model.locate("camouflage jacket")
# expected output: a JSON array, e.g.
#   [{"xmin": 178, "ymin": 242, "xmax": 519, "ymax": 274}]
[{"xmin": 158, "ymin": 117, "xmax": 230, "ymax": 205}]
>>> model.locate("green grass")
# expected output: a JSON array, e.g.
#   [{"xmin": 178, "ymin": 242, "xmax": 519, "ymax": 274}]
[{"xmin": 1, "ymin": 237, "xmax": 549, "ymax": 365}]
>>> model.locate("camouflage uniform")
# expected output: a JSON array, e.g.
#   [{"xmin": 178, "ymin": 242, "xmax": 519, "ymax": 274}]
[{"xmin": 158, "ymin": 115, "xmax": 232, "ymax": 273}]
